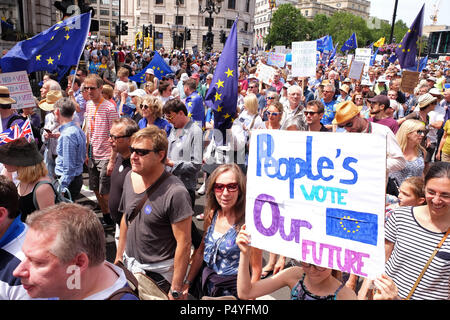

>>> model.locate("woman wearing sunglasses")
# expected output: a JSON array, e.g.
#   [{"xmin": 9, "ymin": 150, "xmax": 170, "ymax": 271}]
[
  {"xmin": 236, "ymin": 225, "xmax": 357, "ymax": 300},
  {"xmin": 183, "ymin": 164, "xmax": 262, "ymax": 299},
  {"xmin": 260, "ymin": 101, "xmax": 284, "ymax": 130},
  {"xmin": 137, "ymin": 95, "xmax": 172, "ymax": 137}
]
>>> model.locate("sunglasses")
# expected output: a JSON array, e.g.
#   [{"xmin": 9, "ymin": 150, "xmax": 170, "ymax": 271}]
[
  {"xmin": 129, "ymin": 146, "xmax": 158, "ymax": 156},
  {"xmin": 109, "ymin": 134, "xmax": 130, "ymax": 140},
  {"xmin": 300, "ymin": 262, "xmax": 327, "ymax": 272},
  {"xmin": 338, "ymin": 119, "xmax": 355, "ymax": 128},
  {"xmin": 267, "ymin": 111, "xmax": 280, "ymax": 117},
  {"xmin": 141, "ymin": 105, "xmax": 151, "ymax": 110},
  {"xmin": 266, "ymin": 97, "xmax": 275, "ymax": 100},
  {"xmin": 165, "ymin": 113, "xmax": 176, "ymax": 121},
  {"xmin": 84, "ymin": 86, "xmax": 98, "ymax": 91},
  {"xmin": 416, "ymin": 130, "xmax": 426, "ymax": 135},
  {"xmin": 304, "ymin": 111, "xmax": 319, "ymax": 116},
  {"xmin": 213, "ymin": 183, "xmax": 239, "ymax": 193}
]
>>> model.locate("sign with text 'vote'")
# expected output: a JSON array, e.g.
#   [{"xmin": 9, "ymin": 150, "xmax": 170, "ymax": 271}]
[{"xmin": 246, "ymin": 130, "xmax": 387, "ymax": 279}]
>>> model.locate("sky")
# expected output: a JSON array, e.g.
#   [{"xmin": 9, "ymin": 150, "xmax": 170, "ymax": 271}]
[{"xmin": 369, "ymin": 0, "xmax": 450, "ymax": 27}]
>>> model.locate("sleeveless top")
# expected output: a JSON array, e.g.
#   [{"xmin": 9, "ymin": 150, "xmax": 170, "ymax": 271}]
[{"xmin": 290, "ymin": 274, "xmax": 345, "ymax": 300}]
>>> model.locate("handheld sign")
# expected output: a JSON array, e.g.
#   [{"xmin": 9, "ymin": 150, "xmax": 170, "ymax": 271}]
[
  {"xmin": 348, "ymin": 59, "xmax": 365, "ymax": 81},
  {"xmin": 291, "ymin": 41, "xmax": 316, "ymax": 78},
  {"xmin": 400, "ymin": 70, "xmax": 420, "ymax": 94},
  {"xmin": 246, "ymin": 130, "xmax": 386, "ymax": 279},
  {"xmin": 0, "ymin": 71, "xmax": 35, "ymax": 110},
  {"xmin": 267, "ymin": 52, "xmax": 286, "ymax": 68}
]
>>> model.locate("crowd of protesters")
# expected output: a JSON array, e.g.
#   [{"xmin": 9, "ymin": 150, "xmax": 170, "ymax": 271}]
[{"xmin": 0, "ymin": 40, "xmax": 449, "ymax": 301}]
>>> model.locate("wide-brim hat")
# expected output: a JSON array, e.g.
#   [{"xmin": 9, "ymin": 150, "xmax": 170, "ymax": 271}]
[
  {"xmin": 38, "ymin": 90, "xmax": 62, "ymax": 111},
  {"xmin": 0, "ymin": 86, "xmax": 16, "ymax": 104},
  {"xmin": 0, "ymin": 138, "xmax": 44, "ymax": 167},
  {"xmin": 418, "ymin": 93, "xmax": 437, "ymax": 109},
  {"xmin": 339, "ymin": 84, "xmax": 350, "ymax": 94},
  {"xmin": 332, "ymin": 101, "xmax": 362, "ymax": 125}
]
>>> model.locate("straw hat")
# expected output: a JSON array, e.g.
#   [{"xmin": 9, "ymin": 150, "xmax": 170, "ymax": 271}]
[
  {"xmin": 332, "ymin": 101, "xmax": 362, "ymax": 125},
  {"xmin": 0, "ymin": 86, "xmax": 16, "ymax": 104},
  {"xmin": 339, "ymin": 84, "xmax": 350, "ymax": 94},
  {"xmin": 0, "ymin": 137, "xmax": 43, "ymax": 167},
  {"xmin": 417, "ymin": 93, "xmax": 437, "ymax": 110},
  {"xmin": 38, "ymin": 90, "xmax": 63, "ymax": 111}
]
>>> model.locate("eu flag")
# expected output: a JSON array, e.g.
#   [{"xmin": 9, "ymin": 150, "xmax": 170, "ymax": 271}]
[
  {"xmin": 326, "ymin": 208, "xmax": 378, "ymax": 246},
  {"xmin": 0, "ymin": 12, "xmax": 91, "ymax": 74},
  {"xmin": 370, "ymin": 47, "xmax": 379, "ymax": 66},
  {"xmin": 316, "ymin": 35, "xmax": 333, "ymax": 52},
  {"xmin": 395, "ymin": 4, "xmax": 424, "ymax": 69},
  {"xmin": 341, "ymin": 33, "xmax": 357, "ymax": 52},
  {"xmin": 129, "ymin": 51, "xmax": 172, "ymax": 83},
  {"xmin": 204, "ymin": 18, "xmax": 238, "ymax": 140}
]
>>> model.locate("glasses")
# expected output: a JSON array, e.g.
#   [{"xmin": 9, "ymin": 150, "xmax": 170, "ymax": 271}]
[
  {"xmin": 84, "ymin": 86, "xmax": 98, "ymax": 91},
  {"xmin": 141, "ymin": 105, "xmax": 151, "ymax": 110},
  {"xmin": 267, "ymin": 111, "xmax": 280, "ymax": 117},
  {"xmin": 76, "ymin": 73, "xmax": 83, "ymax": 77},
  {"xmin": 323, "ymin": 91, "xmax": 334, "ymax": 93},
  {"xmin": 416, "ymin": 130, "xmax": 426, "ymax": 135},
  {"xmin": 300, "ymin": 262, "xmax": 327, "ymax": 272},
  {"xmin": 129, "ymin": 146, "xmax": 158, "ymax": 156},
  {"xmin": 338, "ymin": 118, "xmax": 355, "ymax": 128},
  {"xmin": 165, "ymin": 113, "xmax": 176, "ymax": 121},
  {"xmin": 304, "ymin": 111, "xmax": 319, "ymax": 116},
  {"xmin": 266, "ymin": 97, "xmax": 275, "ymax": 100},
  {"xmin": 213, "ymin": 183, "xmax": 239, "ymax": 193},
  {"xmin": 109, "ymin": 134, "xmax": 130, "ymax": 140},
  {"xmin": 249, "ymin": 86, "xmax": 257, "ymax": 89}
]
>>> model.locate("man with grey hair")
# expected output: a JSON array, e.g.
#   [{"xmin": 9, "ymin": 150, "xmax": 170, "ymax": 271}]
[
  {"xmin": 320, "ymin": 84, "xmax": 337, "ymax": 130},
  {"xmin": 280, "ymin": 85, "xmax": 307, "ymax": 130},
  {"xmin": 54, "ymin": 98, "xmax": 86, "ymax": 199},
  {"xmin": 13, "ymin": 203, "xmax": 139, "ymax": 300}
]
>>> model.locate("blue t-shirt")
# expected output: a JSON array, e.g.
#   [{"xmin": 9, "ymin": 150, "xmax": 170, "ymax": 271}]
[
  {"xmin": 320, "ymin": 98, "xmax": 337, "ymax": 126},
  {"xmin": 138, "ymin": 117, "xmax": 172, "ymax": 137}
]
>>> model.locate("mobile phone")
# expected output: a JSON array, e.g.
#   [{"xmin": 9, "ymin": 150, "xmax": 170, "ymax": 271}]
[{"xmin": 44, "ymin": 128, "xmax": 51, "ymax": 133}]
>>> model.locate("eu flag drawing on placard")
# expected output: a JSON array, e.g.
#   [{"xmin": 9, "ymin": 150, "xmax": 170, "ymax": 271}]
[
  {"xmin": 204, "ymin": 18, "xmax": 238, "ymax": 140},
  {"xmin": 129, "ymin": 51, "xmax": 172, "ymax": 83},
  {"xmin": 0, "ymin": 12, "xmax": 91, "ymax": 74},
  {"xmin": 341, "ymin": 33, "xmax": 357, "ymax": 52},
  {"xmin": 326, "ymin": 208, "xmax": 378, "ymax": 246},
  {"xmin": 395, "ymin": 4, "xmax": 424, "ymax": 70}
]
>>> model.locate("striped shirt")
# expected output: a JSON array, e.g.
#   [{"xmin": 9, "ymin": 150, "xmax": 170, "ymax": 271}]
[
  {"xmin": 385, "ymin": 206, "xmax": 450, "ymax": 300},
  {"xmin": 86, "ymin": 98, "xmax": 119, "ymax": 160}
]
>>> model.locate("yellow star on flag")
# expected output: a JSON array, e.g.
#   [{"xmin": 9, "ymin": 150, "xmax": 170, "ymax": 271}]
[
  {"xmin": 217, "ymin": 105, "xmax": 223, "ymax": 112},
  {"xmin": 65, "ymin": 34, "xmax": 70, "ymax": 40},
  {"xmin": 47, "ymin": 57, "xmax": 54, "ymax": 65},
  {"xmin": 58, "ymin": 52, "xmax": 62, "ymax": 60},
  {"xmin": 157, "ymin": 67, "xmax": 160, "ymax": 70},
  {"xmin": 225, "ymin": 68, "xmax": 234, "ymax": 77},
  {"xmin": 51, "ymin": 36, "xmax": 54, "ymax": 40},
  {"xmin": 64, "ymin": 26, "xmax": 71, "ymax": 31},
  {"xmin": 188, "ymin": 112, "xmax": 192, "ymax": 117},
  {"xmin": 188, "ymin": 102, "xmax": 193, "ymax": 107},
  {"xmin": 216, "ymin": 79, "xmax": 224, "ymax": 89},
  {"xmin": 215, "ymin": 92, "xmax": 222, "ymax": 101},
  {"xmin": 36, "ymin": 55, "xmax": 41, "ymax": 61},
  {"xmin": 224, "ymin": 113, "xmax": 230, "ymax": 119}
]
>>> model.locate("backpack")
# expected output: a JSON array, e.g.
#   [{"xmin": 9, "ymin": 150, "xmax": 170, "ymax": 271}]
[{"xmin": 32, "ymin": 180, "xmax": 73, "ymax": 210}]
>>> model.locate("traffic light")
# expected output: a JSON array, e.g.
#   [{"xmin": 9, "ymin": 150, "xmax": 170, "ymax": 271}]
[
  {"xmin": 185, "ymin": 28, "xmax": 191, "ymax": 41},
  {"xmin": 143, "ymin": 25, "xmax": 148, "ymax": 38},
  {"xmin": 121, "ymin": 20, "xmax": 128, "ymax": 35},
  {"xmin": 220, "ymin": 30, "xmax": 226, "ymax": 44},
  {"xmin": 179, "ymin": 32, "xmax": 184, "ymax": 41},
  {"xmin": 115, "ymin": 24, "xmax": 121, "ymax": 36}
]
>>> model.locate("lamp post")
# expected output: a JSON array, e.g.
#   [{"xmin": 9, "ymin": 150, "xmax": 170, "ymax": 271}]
[{"xmin": 199, "ymin": 0, "xmax": 223, "ymax": 53}]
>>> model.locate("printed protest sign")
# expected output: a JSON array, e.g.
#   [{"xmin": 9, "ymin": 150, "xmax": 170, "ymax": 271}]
[
  {"xmin": 267, "ymin": 52, "xmax": 286, "ymax": 68},
  {"xmin": 255, "ymin": 63, "xmax": 277, "ymax": 86},
  {"xmin": 246, "ymin": 130, "xmax": 386, "ymax": 279},
  {"xmin": 348, "ymin": 59, "xmax": 365, "ymax": 80},
  {"xmin": 0, "ymin": 71, "xmax": 35, "ymax": 110},
  {"xmin": 291, "ymin": 41, "xmax": 317, "ymax": 78}
]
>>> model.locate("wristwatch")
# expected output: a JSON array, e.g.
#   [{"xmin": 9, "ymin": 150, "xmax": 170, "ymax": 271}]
[{"xmin": 170, "ymin": 289, "xmax": 181, "ymax": 299}]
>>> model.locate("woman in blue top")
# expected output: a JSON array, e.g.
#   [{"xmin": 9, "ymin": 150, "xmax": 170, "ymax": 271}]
[
  {"xmin": 137, "ymin": 95, "xmax": 172, "ymax": 137},
  {"xmin": 88, "ymin": 55, "xmax": 101, "ymax": 75},
  {"xmin": 236, "ymin": 225, "xmax": 358, "ymax": 300},
  {"xmin": 183, "ymin": 164, "xmax": 262, "ymax": 299}
]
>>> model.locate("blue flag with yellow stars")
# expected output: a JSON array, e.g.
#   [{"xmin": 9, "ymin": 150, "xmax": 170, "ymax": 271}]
[
  {"xmin": 129, "ymin": 51, "xmax": 172, "ymax": 83},
  {"xmin": 0, "ymin": 12, "xmax": 91, "ymax": 74},
  {"xmin": 395, "ymin": 4, "xmax": 424, "ymax": 70},
  {"xmin": 204, "ymin": 18, "xmax": 238, "ymax": 141},
  {"xmin": 340, "ymin": 33, "xmax": 357, "ymax": 52}
]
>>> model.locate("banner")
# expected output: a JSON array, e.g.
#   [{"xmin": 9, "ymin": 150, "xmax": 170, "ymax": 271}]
[
  {"xmin": 0, "ymin": 71, "xmax": 35, "ymax": 110},
  {"xmin": 291, "ymin": 41, "xmax": 317, "ymax": 78},
  {"xmin": 267, "ymin": 52, "xmax": 286, "ymax": 68},
  {"xmin": 246, "ymin": 131, "xmax": 386, "ymax": 279}
]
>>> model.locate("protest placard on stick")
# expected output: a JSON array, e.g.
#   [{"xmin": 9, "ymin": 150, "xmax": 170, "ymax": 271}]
[
  {"xmin": 400, "ymin": 70, "xmax": 420, "ymax": 94},
  {"xmin": 291, "ymin": 41, "xmax": 316, "ymax": 78},
  {"xmin": 0, "ymin": 71, "xmax": 35, "ymax": 110},
  {"xmin": 348, "ymin": 59, "xmax": 365, "ymax": 81}
]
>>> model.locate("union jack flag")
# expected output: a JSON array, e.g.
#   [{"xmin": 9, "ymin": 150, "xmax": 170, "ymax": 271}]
[{"xmin": 0, "ymin": 118, "xmax": 34, "ymax": 146}]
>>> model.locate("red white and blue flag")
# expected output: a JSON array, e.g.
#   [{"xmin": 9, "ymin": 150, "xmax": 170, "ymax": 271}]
[{"xmin": 0, "ymin": 118, "xmax": 34, "ymax": 146}]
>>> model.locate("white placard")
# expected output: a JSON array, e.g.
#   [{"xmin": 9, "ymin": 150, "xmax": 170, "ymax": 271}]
[
  {"xmin": 255, "ymin": 63, "xmax": 277, "ymax": 86},
  {"xmin": 0, "ymin": 71, "xmax": 35, "ymax": 110},
  {"xmin": 291, "ymin": 41, "xmax": 317, "ymax": 78},
  {"xmin": 348, "ymin": 60, "xmax": 365, "ymax": 80},
  {"xmin": 246, "ymin": 130, "xmax": 386, "ymax": 279}
]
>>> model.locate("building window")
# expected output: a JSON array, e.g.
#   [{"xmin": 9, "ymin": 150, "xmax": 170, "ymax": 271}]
[
  {"xmin": 112, "ymin": 0, "xmax": 119, "ymax": 5},
  {"xmin": 226, "ymin": 19, "xmax": 234, "ymax": 29},
  {"xmin": 176, "ymin": 0, "xmax": 185, "ymax": 4},
  {"xmin": 228, "ymin": 0, "xmax": 236, "ymax": 10},
  {"xmin": 100, "ymin": 9, "xmax": 109, "ymax": 16},
  {"xmin": 175, "ymin": 16, "xmax": 183, "ymax": 25},
  {"xmin": 155, "ymin": 15, "xmax": 163, "ymax": 24},
  {"xmin": 100, "ymin": 20, "xmax": 109, "ymax": 26},
  {"xmin": 205, "ymin": 17, "xmax": 214, "ymax": 27},
  {"xmin": 305, "ymin": 10, "xmax": 308, "ymax": 17},
  {"xmin": 112, "ymin": 10, "xmax": 119, "ymax": 16},
  {"xmin": 244, "ymin": 22, "xmax": 248, "ymax": 32},
  {"xmin": 100, "ymin": 0, "xmax": 109, "ymax": 5},
  {"xmin": 156, "ymin": 0, "xmax": 163, "ymax": 5},
  {"xmin": 246, "ymin": 0, "xmax": 250, "ymax": 12}
]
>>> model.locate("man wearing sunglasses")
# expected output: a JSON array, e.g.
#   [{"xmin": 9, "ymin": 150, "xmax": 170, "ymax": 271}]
[
  {"xmin": 305, "ymin": 100, "xmax": 329, "ymax": 132},
  {"xmin": 333, "ymin": 101, "xmax": 405, "ymax": 175}
]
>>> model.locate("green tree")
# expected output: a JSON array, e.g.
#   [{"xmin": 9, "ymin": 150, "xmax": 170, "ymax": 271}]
[
  {"xmin": 265, "ymin": 4, "xmax": 311, "ymax": 48},
  {"xmin": 327, "ymin": 12, "xmax": 372, "ymax": 51},
  {"xmin": 309, "ymin": 14, "xmax": 330, "ymax": 40}
]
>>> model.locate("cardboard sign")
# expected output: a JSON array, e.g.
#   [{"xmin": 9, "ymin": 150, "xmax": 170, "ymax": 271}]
[
  {"xmin": 291, "ymin": 41, "xmax": 317, "ymax": 78},
  {"xmin": 400, "ymin": 70, "xmax": 420, "ymax": 94},
  {"xmin": 267, "ymin": 52, "xmax": 286, "ymax": 68},
  {"xmin": 348, "ymin": 59, "xmax": 365, "ymax": 81},
  {"xmin": 246, "ymin": 130, "xmax": 387, "ymax": 279},
  {"xmin": 0, "ymin": 71, "xmax": 35, "ymax": 110}
]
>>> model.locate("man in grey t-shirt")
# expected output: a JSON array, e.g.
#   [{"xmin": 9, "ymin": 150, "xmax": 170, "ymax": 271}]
[{"xmin": 115, "ymin": 126, "xmax": 192, "ymax": 300}]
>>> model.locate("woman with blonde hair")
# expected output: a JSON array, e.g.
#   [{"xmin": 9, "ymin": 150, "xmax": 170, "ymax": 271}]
[
  {"xmin": 0, "ymin": 138, "xmax": 55, "ymax": 222},
  {"xmin": 137, "ymin": 95, "xmax": 172, "ymax": 136},
  {"xmin": 260, "ymin": 100, "xmax": 283, "ymax": 130},
  {"xmin": 388, "ymin": 119, "xmax": 427, "ymax": 193}
]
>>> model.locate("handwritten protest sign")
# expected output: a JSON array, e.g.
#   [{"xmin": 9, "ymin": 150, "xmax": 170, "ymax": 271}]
[
  {"xmin": 0, "ymin": 71, "xmax": 35, "ymax": 110},
  {"xmin": 246, "ymin": 130, "xmax": 386, "ymax": 279},
  {"xmin": 255, "ymin": 63, "xmax": 277, "ymax": 86},
  {"xmin": 400, "ymin": 70, "xmax": 420, "ymax": 94},
  {"xmin": 267, "ymin": 52, "xmax": 286, "ymax": 68},
  {"xmin": 291, "ymin": 41, "xmax": 316, "ymax": 78},
  {"xmin": 348, "ymin": 59, "xmax": 365, "ymax": 81}
]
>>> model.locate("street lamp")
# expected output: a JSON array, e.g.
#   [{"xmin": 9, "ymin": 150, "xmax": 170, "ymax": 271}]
[{"xmin": 199, "ymin": 0, "xmax": 223, "ymax": 52}]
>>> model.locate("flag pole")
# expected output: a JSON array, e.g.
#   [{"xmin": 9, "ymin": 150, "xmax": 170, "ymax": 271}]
[
  {"xmin": 71, "ymin": 12, "xmax": 92, "ymax": 89},
  {"xmin": 417, "ymin": 36, "xmax": 423, "ymax": 72}
]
